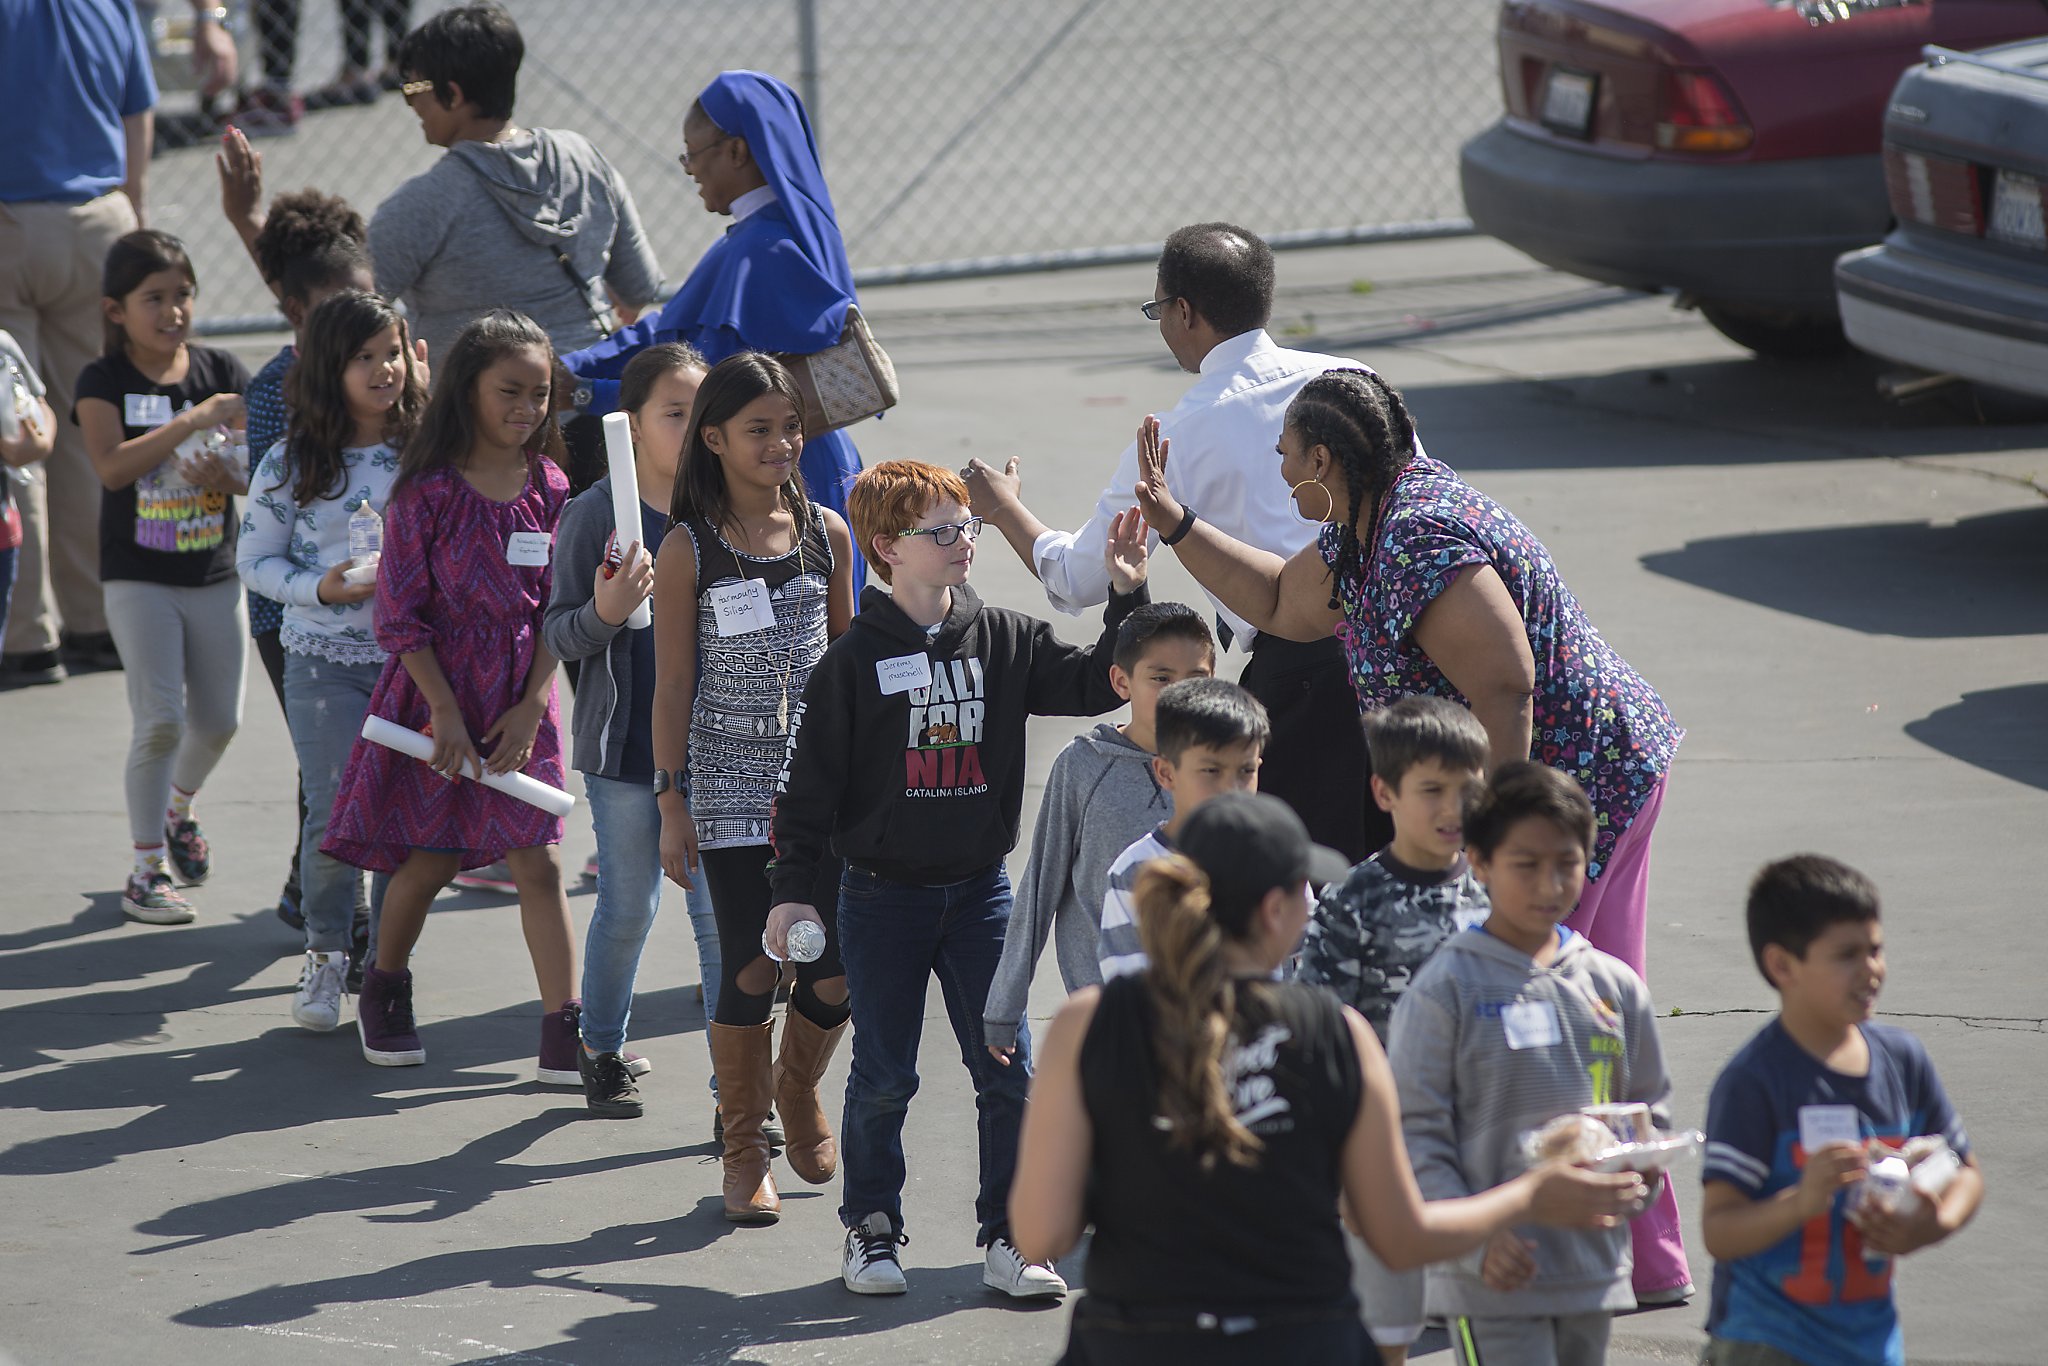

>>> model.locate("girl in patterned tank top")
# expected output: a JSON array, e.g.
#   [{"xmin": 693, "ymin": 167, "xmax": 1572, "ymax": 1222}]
[{"xmin": 651, "ymin": 353, "xmax": 857, "ymax": 1225}]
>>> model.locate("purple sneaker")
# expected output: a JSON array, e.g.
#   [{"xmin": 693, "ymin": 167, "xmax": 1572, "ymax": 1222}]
[
  {"xmin": 539, "ymin": 999, "xmax": 582, "ymax": 1086},
  {"xmin": 358, "ymin": 966, "xmax": 425, "ymax": 1066}
]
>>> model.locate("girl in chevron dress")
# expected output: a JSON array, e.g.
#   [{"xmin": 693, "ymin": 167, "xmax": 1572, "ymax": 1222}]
[
  {"xmin": 651, "ymin": 352, "xmax": 857, "ymax": 1224},
  {"xmin": 324, "ymin": 310, "xmax": 580, "ymax": 1082}
]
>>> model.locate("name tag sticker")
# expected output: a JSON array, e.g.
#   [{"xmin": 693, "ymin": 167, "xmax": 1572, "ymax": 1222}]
[
  {"xmin": 505, "ymin": 530, "xmax": 553, "ymax": 566},
  {"xmin": 875, "ymin": 652, "xmax": 932, "ymax": 697},
  {"xmin": 125, "ymin": 393, "xmax": 173, "ymax": 428},
  {"xmin": 1501, "ymin": 998, "xmax": 1562, "ymax": 1051},
  {"xmin": 1798, "ymin": 1104, "xmax": 1863, "ymax": 1153},
  {"xmin": 710, "ymin": 577, "xmax": 777, "ymax": 636}
]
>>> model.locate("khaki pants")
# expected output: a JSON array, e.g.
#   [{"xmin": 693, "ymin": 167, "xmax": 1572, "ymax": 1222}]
[{"xmin": 0, "ymin": 191, "xmax": 139, "ymax": 653}]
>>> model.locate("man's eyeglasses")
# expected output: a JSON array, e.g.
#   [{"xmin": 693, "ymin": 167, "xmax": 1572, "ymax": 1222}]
[
  {"xmin": 898, "ymin": 516, "xmax": 984, "ymax": 548},
  {"xmin": 399, "ymin": 78, "xmax": 435, "ymax": 98},
  {"xmin": 1139, "ymin": 296, "xmax": 1179, "ymax": 322},
  {"xmin": 678, "ymin": 135, "xmax": 732, "ymax": 171}
]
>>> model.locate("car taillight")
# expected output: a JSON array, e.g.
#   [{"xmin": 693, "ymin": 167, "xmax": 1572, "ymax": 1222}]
[
  {"xmin": 1883, "ymin": 146, "xmax": 1984, "ymax": 235},
  {"xmin": 1656, "ymin": 69, "xmax": 1753, "ymax": 154}
]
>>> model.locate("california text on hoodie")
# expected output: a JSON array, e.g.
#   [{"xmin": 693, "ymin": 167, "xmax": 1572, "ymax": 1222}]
[
  {"xmin": 368, "ymin": 128, "xmax": 664, "ymax": 362},
  {"xmin": 982, "ymin": 722, "xmax": 1170, "ymax": 1051},
  {"xmin": 1386, "ymin": 924, "xmax": 1673, "ymax": 1319},
  {"xmin": 768, "ymin": 581, "xmax": 1146, "ymax": 905}
]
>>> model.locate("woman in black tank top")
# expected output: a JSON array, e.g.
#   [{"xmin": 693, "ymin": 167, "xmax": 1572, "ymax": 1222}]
[{"xmin": 1010, "ymin": 793, "xmax": 1647, "ymax": 1365}]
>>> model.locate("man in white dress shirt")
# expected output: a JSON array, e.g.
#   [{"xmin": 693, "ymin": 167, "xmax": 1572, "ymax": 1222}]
[{"xmin": 966, "ymin": 222, "xmax": 1383, "ymax": 859}]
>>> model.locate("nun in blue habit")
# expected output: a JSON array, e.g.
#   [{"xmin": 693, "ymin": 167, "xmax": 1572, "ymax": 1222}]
[{"xmin": 563, "ymin": 70, "xmax": 865, "ymax": 541}]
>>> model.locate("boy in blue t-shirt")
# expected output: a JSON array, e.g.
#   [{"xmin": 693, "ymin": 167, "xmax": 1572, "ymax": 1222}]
[{"xmin": 1701, "ymin": 855, "xmax": 1984, "ymax": 1366}]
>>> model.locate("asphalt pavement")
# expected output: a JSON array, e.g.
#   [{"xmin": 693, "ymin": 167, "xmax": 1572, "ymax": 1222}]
[{"xmin": 2, "ymin": 236, "xmax": 2044, "ymax": 1364}]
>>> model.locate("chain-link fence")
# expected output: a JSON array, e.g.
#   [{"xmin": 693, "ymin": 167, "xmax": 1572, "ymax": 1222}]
[{"xmin": 140, "ymin": 0, "xmax": 1502, "ymax": 329}]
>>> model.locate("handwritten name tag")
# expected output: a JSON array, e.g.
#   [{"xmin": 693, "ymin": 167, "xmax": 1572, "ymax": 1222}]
[
  {"xmin": 876, "ymin": 652, "xmax": 932, "ymax": 696},
  {"xmin": 1501, "ymin": 998, "xmax": 1562, "ymax": 1051},
  {"xmin": 505, "ymin": 530, "xmax": 553, "ymax": 566},
  {"xmin": 125, "ymin": 393, "xmax": 173, "ymax": 428},
  {"xmin": 710, "ymin": 578, "xmax": 777, "ymax": 636}
]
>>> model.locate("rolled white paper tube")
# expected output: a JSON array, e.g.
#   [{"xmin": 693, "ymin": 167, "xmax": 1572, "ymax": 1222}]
[
  {"xmin": 602, "ymin": 410, "xmax": 652, "ymax": 630},
  {"xmin": 360, "ymin": 714, "xmax": 577, "ymax": 818}
]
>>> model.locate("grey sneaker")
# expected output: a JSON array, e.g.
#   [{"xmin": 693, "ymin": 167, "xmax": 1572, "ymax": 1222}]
[
  {"xmin": 982, "ymin": 1237, "xmax": 1065, "ymax": 1299},
  {"xmin": 841, "ymin": 1212, "xmax": 908, "ymax": 1295},
  {"xmin": 122, "ymin": 867, "xmax": 195, "ymax": 925},
  {"xmin": 291, "ymin": 949, "xmax": 348, "ymax": 1031}
]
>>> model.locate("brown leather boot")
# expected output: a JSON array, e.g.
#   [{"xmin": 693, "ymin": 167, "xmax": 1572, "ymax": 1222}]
[
  {"xmin": 773, "ymin": 1008, "xmax": 849, "ymax": 1185},
  {"xmin": 708, "ymin": 1021, "xmax": 780, "ymax": 1224}
]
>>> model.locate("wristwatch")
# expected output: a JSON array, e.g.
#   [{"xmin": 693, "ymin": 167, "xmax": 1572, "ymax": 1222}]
[{"xmin": 650, "ymin": 768, "xmax": 688, "ymax": 798}]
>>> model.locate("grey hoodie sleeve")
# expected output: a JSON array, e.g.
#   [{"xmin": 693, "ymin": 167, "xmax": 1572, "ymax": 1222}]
[
  {"xmin": 983, "ymin": 743, "xmax": 1087, "ymax": 1051},
  {"xmin": 367, "ymin": 177, "xmax": 441, "ymax": 308},
  {"xmin": 600, "ymin": 160, "xmax": 664, "ymax": 311},
  {"xmin": 543, "ymin": 487, "xmax": 625, "ymax": 665},
  {"xmin": 1388, "ymin": 983, "xmax": 1474, "ymax": 1204}
]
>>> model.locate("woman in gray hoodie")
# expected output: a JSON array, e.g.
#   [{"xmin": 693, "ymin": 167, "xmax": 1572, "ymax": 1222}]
[{"xmin": 368, "ymin": 7, "xmax": 663, "ymax": 366}]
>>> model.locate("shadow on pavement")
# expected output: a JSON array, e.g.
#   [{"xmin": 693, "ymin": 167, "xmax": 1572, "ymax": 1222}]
[
  {"xmin": 134, "ymin": 1110, "xmax": 699, "ymax": 1251},
  {"xmin": 173, "ymin": 1197, "xmax": 1034, "ymax": 1363},
  {"xmin": 1404, "ymin": 354, "xmax": 2048, "ymax": 471},
  {"xmin": 1905, "ymin": 684, "xmax": 2048, "ymax": 793},
  {"xmin": 1639, "ymin": 505, "xmax": 2048, "ymax": 638}
]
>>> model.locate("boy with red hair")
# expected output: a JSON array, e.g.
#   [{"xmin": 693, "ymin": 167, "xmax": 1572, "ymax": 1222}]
[{"xmin": 766, "ymin": 460, "xmax": 1148, "ymax": 1298}]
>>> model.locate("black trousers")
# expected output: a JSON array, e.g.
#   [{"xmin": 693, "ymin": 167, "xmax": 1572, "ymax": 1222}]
[
  {"xmin": 1061, "ymin": 1296, "xmax": 1369, "ymax": 1365},
  {"xmin": 1238, "ymin": 632, "xmax": 1385, "ymax": 863}
]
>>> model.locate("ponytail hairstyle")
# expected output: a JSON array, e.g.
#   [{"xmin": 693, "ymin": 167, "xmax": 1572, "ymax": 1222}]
[
  {"xmin": 398, "ymin": 309, "xmax": 562, "ymax": 490},
  {"xmin": 1282, "ymin": 368, "xmax": 1419, "ymax": 607},
  {"xmin": 280, "ymin": 290, "xmax": 424, "ymax": 505},
  {"xmin": 669, "ymin": 351, "xmax": 817, "ymax": 543},
  {"xmin": 251, "ymin": 189, "xmax": 370, "ymax": 312},
  {"xmin": 101, "ymin": 230, "xmax": 197, "ymax": 356},
  {"xmin": 1131, "ymin": 853, "xmax": 1264, "ymax": 1172}
]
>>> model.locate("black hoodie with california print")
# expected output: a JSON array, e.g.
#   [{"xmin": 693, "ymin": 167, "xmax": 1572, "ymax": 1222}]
[{"xmin": 768, "ymin": 580, "xmax": 1147, "ymax": 901}]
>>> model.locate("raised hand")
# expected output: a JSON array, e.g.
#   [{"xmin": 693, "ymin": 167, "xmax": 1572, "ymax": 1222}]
[
  {"xmin": 1105, "ymin": 505, "xmax": 1149, "ymax": 593},
  {"xmin": 215, "ymin": 127, "xmax": 263, "ymax": 233},
  {"xmin": 1132, "ymin": 414, "xmax": 1182, "ymax": 534},
  {"xmin": 961, "ymin": 456, "xmax": 1022, "ymax": 516}
]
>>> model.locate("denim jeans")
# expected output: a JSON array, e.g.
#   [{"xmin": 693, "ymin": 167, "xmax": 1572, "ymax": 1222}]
[
  {"xmin": 282, "ymin": 652, "xmax": 386, "ymax": 952},
  {"xmin": 582, "ymin": 772, "xmax": 719, "ymax": 1088},
  {"xmin": 836, "ymin": 862, "xmax": 1030, "ymax": 1245}
]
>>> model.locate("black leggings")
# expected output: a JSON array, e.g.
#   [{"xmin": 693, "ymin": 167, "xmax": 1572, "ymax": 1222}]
[
  {"xmin": 340, "ymin": 0, "xmax": 413, "ymax": 72},
  {"xmin": 700, "ymin": 844, "xmax": 847, "ymax": 1030}
]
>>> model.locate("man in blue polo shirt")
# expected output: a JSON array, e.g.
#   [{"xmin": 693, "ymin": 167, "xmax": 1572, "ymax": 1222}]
[{"xmin": 0, "ymin": 0, "xmax": 179, "ymax": 684}]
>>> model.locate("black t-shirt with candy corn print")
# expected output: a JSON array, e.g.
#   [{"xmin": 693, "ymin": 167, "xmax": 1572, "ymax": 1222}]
[{"xmin": 74, "ymin": 345, "xmax": 248, "ymax": 587}]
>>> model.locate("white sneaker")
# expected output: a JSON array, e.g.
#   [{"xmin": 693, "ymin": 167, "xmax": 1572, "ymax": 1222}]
[
  {"xmin": 841, "ymin": 1212, "xmax": 908, "ymax": 1295},
  {"xmin": 291, "ymin": 949, "xmax": 348, "ymax": 1031},
  {"xmin": 983, "ymin": 1237, "xmax": 1066, "ymax": 1299}
]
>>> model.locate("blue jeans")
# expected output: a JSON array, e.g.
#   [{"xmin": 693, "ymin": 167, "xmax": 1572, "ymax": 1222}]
[
  {"xmin": 836, "ymin": 862, "xmax": 1030, "ymax": 1245},
  {"xmin": 282, "ymin": 652, "xmax": 386, "ymax": 952},
  {"xmin": 582, "ymin": 773, "xmax": 719, "ymax": 1087}
]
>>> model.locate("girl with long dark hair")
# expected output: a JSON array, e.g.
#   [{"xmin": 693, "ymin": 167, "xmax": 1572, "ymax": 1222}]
[
  {"xmin": 651, "ymin": 351, "xmax": 856, "ymax": 1223},
  {"xmin": 236, "ymin": 289, "xmax": 423, "ymax": 1033},
  {"xmin": 322, "ymin": 309, "xmax": 578, "ymax": 1080},
  {"xmin": 73, "ymin": 230, "xmax": 251, "ymax": 926}
]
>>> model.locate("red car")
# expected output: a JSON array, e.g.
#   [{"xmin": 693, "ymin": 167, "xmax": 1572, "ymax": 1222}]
[{"xmin": 1459, "ymin": 0, "xmax": 2048, "ymax": 355}]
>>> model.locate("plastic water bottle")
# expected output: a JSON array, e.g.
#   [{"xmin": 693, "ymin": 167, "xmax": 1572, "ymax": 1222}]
[
  {"xmin": 763, "ymin": 919, "xmax": 826, "ymax": 963},
  {"xmin": 348, "ymin": 501, "xmax": 383, "ymax": 565}
]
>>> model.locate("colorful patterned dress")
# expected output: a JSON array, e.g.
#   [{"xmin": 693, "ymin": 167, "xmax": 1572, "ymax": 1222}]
[
  {"xmin": 323, "ymin": 460, "xmax": 569, "ymax": 872},
  {"xmin": 1319, "ymin": 455, "xmax": 1680, "ymax": 881}
]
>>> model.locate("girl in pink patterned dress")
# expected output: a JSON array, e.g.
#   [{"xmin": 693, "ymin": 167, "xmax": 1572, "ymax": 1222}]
[{"xmin": 324, "ymin": 310, "xmax": 579, "ymax": 1081}]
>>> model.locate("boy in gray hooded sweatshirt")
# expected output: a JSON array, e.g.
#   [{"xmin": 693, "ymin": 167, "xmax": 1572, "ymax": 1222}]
[
  {"xmin": 981, "ymin": 602, "xmax": 1213, "ymax": 1057},
  {"xmin": 1389, "ymin": 761, "xmax": 1673, "ymax": 1366},
  {"xmin": 978, "ymin": 602, "xmax": 1204, "ymax": 1056}
]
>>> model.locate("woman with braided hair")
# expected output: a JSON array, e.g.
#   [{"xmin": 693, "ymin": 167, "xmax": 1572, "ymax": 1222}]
[{"xmin": 1132, "ymin": 367, "xmax": 1692, "ymax": 1307}]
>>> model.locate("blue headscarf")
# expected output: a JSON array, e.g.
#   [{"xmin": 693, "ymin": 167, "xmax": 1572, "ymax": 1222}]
[{"xmin": 698, "ymin": 71, "xmax": 855, "ymax": 303}]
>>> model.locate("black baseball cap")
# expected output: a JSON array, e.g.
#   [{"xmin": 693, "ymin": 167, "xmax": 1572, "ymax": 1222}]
[{"xmin": 1176, "ymin": 792, "xmax": 1353, "ymax": 917}]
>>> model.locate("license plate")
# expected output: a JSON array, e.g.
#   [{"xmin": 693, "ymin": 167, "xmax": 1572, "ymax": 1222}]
[
  {"xmin": 1990, "ymin": 170, "xmax": 2046, "ymax": 250},
  {"xmin": 1541, "ymin": 68, "xmax": 1597, "ymax": 138}
]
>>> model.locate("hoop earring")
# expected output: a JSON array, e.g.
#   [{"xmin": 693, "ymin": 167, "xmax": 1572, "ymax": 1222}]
[{"xmin": 1289, "ymin": 477, "xmax": 1335, "ymax": 526}]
